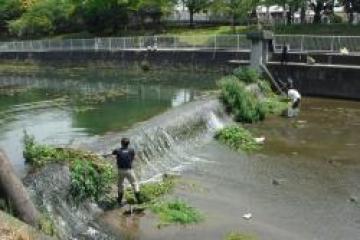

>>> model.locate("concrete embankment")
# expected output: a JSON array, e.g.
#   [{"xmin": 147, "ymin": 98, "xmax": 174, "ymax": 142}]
[
  {"xmin": 0, "ymin": 50, "xmax": 249, "ymax": 72},
  {"xmin": 1, "ymin": 49, "xmax": 360, "ymax": 99}
]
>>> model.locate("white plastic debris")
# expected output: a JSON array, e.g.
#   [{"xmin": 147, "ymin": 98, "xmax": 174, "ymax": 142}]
[
  {"xmin": 242, "ymin": 213, "xmax": 252, "ymax": 220},
  {"xmin": 254, "ymin": 136, "xmax": 265, "ymax": 144}
]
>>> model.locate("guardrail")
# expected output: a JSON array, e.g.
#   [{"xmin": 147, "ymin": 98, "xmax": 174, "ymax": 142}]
[
  {"xmin": 274, "ymin": 34, "xmax": 360, "ymax": 53},
  {"xmin": 0, "ymin": 34, "xmax": 359, "ymax": 53},
  {"xmin": 0, "ymin": 35, "xmax": 251, "ymax": 52}
]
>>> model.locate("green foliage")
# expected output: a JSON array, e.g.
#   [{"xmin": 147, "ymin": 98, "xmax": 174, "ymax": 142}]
[
  {"xmin": 38, "ymin": 214, "xmax": 57, "ymax": 236},
  {"xmin": 232, "ymin": 67, "xmax": 260, "ymax": 84},
  {"xmin": 0, "ymin": 0, "xmax": 23, "ymax": 32},
  {"xmin": 215, "ymin": 125, "xmax": 260, "ymax": 152},
  {"xmin": 261, "ymin": 96, "xmax": 288, "ymax": 115},
  {"xmin": 330, "ymin": 14, "xmax": 343, "ymax": 24},
  {"xmin": 150, "ymin": 199, "xmax": 203, "ymax": 225},
  {"xmin": 219, "ymin": 76, "xmax": 265, "ymax": 123},
  {"xmin": 70, "ymin": 159, "xmax": 115, "ymax": 202},
  {"xmin": 9, "ymin": 0, "xmax": 74, "ymax": 37},
  {"xmin": 23, "ymin": 132, "xmax": 116, "ymax": 202},
  {"xmin": 224, "ymin": 232, "xmax": 257, "ymax": 240},
  {"xmin": 125, "ymin": 175, "xmax": 176, "ymax": 204}
]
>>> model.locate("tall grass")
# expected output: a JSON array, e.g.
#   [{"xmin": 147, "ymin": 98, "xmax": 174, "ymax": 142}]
[
  {"xmin": 215, "ymin": 125, "xmax": 260, "ymax": 152},
  {"xmin": 218, "ymin": 76, "xmax": 265, "ymax": 123},
  {"xmin": 150, "ymin": 199, "xmax": 203, "ymax": 225}
]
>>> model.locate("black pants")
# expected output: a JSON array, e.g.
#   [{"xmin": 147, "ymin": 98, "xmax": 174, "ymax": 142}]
[{"xmin": 292, "ymin": 99, "xmax": 301, "ymax": 109}]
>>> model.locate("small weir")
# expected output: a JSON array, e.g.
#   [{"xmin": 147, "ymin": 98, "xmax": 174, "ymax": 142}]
[{"xmin": 80, "ymin": 98, "xmax": 228, "ymax": 183}]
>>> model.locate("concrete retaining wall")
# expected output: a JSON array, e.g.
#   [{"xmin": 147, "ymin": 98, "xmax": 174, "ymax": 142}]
[
  {"xmin": 0, "ymin": 50, "xmax": 250, "ymax": 72},
  {"xmin": 268, "ymin": 63, "xmax": 360, "ymax": 100}
]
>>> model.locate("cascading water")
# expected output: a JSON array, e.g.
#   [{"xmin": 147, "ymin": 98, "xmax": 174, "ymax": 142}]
[
  {"xmin": 26, "ymin": 98, "xmax": 228, "ymax": 240},
  {"xmin": 80, "ymin": 98, "xmax": 227, "ymax": 183}
]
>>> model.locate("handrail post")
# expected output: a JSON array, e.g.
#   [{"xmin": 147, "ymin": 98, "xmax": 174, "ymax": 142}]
[
  {"xmin": 237, "ymin": 34, "xmax": 240, "ymax": 51},
  {"xmin": 214, "ymin": 35, "xmax": 217, "ymax": 51},
  {"xmin": 330, "ymin": 36, "xmax": 335, "ymax": 52},
  {"xmin": 301, "ymin": 35, "xmax": 304, "ymax": 52}
]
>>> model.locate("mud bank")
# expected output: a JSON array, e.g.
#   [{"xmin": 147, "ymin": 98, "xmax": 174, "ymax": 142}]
[{"xmin": 97, "ymin": 97, "xmax": 360, "ymax": 240}]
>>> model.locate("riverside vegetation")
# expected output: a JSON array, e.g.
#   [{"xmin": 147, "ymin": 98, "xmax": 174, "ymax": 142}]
[
  {"xmin": 215, "ymin": 67, "xmax": 287, "ymax": 152},
  {"xmin": 23, "ymin": 132, "xmax": 203, "ymax": 229}
]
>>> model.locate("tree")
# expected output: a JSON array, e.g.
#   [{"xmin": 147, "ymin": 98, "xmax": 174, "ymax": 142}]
[
  {"xmin": 0, "ymin": 0, "xmax": 23, "ymax": 34},
  {"xmin": 130, "ymin": 0, "xmax": 177, "ymax": 27},
  {"xmin": 72, "ymin": 0, "xmax": 129, "ymax": 34},
  {"xmin": 341, "ymin": 0, "xmax": 360, "ymax": 24},
  {"xmin": 212, "ymin": 0, "xmax": 259, "ymax": 32},
  {"xmin": 182, "ymin": 0, "xmax": 210, "ymax": 26},
  {"xmin": 8, "ymin": 0, "xmax": 74, "ymax": 37}
]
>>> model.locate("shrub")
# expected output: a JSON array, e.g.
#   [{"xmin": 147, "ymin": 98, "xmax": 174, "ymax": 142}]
[
  {"xmin": 215, "ymin": 125, "xmax": 260, "ymax": 152},
  {"xmin": 150, "ymin": 199, "xmax": 203, "ymax": 225},
  {"xmin": 232, "ymin": 67, "xmax": 260, "ymax": 84},
  {"xmin": 23, "ymin": 132, "xmax": 116, "ymax": 202},
  {"xmin": 218, "ymin": 76, "xmax": 265, "ymax": 123}
]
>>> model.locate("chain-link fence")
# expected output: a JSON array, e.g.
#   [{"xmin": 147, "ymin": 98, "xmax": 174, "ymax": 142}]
[{"xmin": 0, "ymin": 35, "xmax": 251, "ymax": 52}]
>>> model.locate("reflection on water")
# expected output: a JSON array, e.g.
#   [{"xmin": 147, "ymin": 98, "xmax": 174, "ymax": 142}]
[{"xmin": 0, "ymin": 68, "xmax": 218, "ymax": 176}]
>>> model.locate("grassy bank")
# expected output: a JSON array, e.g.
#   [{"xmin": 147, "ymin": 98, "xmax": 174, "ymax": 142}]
[
  {"xmin": 215, "ymin": 66, "xmax": 287, "ymax": 152},
  {"xmin": 31, "ymin": 24, "xmax": 360, "ymax": 41}
]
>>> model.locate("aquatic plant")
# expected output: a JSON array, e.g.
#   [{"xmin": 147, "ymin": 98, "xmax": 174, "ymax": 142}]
[
  {"xmin": 218, "ymin": 76, "xmax": 265, "ymax": 123},
  {"xmin": 232, "ymin": 67, "xmax": 260, "ymax": 84},
  {"xmin": 23, "ymin": 132, "xmax": 116, "ymax": 202},
  {"xmin": 215, "ymin": 125, "xmax": 261, "ymax": 152},
  {"xmin": 224, "ymin": 232, "xmax": 258, "ymax": 240},
  {"xmin": 150, "ymin": 199, "xmax": 203, "ymax": 225}
]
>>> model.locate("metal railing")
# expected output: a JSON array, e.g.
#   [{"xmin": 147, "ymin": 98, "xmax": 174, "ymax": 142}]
[
  {"xmin": 0, "ymin": 34, "xmax": 360, "ymax": 53},
  {"xmin": 274, "ymin": 35, "xmax": 360, "ymax": 53},
  {"xmin": 0, "ymin": 35, "xmax": 251, "ymax": 52}
]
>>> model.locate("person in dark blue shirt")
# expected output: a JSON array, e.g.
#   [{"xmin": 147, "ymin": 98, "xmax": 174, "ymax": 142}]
[{"xmin": 112, "ymin": 138, "xmax": 141, "ymax": 205}]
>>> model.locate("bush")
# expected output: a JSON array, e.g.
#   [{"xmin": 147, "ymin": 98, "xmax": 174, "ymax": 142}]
[
  {"xmin": 215, "ymin": 125, "xmax": 260, "ymax": 152},
  {"xmin": 23, "ymin": 132, "xmax": 116, "ymax": 202},
  {"xmin": 150, "ymin": 199, "xmax": 203, "ymax": 225},
  {"xmin": 232, "ymin": 67, "xmax": 260, "ymax": 84},
  {"xmin": 219, "ymin": 76, "xmax": 265, "ymax": 123}
]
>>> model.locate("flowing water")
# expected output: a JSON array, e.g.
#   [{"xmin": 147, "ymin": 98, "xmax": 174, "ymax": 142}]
[
  {"xmin": 1, "ymin": 66, "xmax": 360, "ymax": 239},
  {"xmin": 99, "ymin": 97, "xmax": 360, "ymax": 240},
  {"xmin": 0, "ymin": 68, "xmax": 220, "ymax": 176}
]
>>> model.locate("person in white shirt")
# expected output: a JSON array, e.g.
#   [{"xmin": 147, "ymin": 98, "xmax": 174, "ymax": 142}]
[{"xmin": 287, "ymin": 85, "xmax": 301, "ymax": 117}]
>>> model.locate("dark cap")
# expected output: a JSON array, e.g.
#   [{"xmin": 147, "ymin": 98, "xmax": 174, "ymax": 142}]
[{"xmin": 121, "ymin": 137, "xmax": 130, "ymax": 147}]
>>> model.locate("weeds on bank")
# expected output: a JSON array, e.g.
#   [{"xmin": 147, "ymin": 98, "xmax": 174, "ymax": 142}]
[
  {"xmin": 23, "ymin": 132, "xmax": 116, "ymax": 202},
  {"xmin": 218, "ymin": 76, "xmax": 266, "ymax": 123},
  {"xmin": 224, "ymin": 232, "xmax": 258, "ymax": 240},
  {"xmin": 125, "ymin": 175, "xmax": 176, "ymax": 204},
  {"xmin": 215, "ymin": 125, "xmax": 260, "ymax": 152},
  {"xmin": 150, "ymin": 199, "xmax": 203, "ymax": 225}
]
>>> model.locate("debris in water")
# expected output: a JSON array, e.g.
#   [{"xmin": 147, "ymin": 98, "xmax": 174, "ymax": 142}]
[
  {"xmin": 349, "ymin": 196, "xmax": 358, "ymax": 203},
  {"xmin": 242, "ymin": 213, "xmax": 252, "ymax": 220},
  {"xmin": 272, "ymin": 179, "xmax": 280, "ymax": 185},
  {"xmin": 297, "ymin": 120, "xmax": 307, "ymax": 124},
  {"xmin": 254, "ymin": 136, "xmax": 265, "ymax": 144}
]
